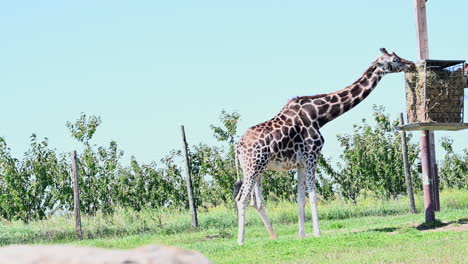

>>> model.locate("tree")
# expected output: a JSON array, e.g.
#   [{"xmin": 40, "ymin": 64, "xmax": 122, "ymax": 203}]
[
  {"xmin": 438, "ymin": 137, "xmax": 467, "ymax": 190},
  {"xmin": 67, "ymin": 114, "xmax": 123, "ymax": 215},
  {"xmin": 206, "ymin": 110, "xmax": 241, "ymax": 205},
  {"xmin": 21, "ymin": 135, "xmax": 61, "ymax": 221},
  {"xmin": 160, "ymin": 150, "xmax": 189, "ymax": 208},
  {"xmin": 66, "ymin": 114, "xmax": 101, "ymax": 147},
  {"xmin": 0, "ymin": 137, "xmax": 25, "ymax": 221},
  {"xmin": 0, "ymin": 135, "xmax": 69, "ymax": 222},
  {"xmin": 318, "ymin": 106, "xmax": 420, "ymax": 203},
  {"xmin": 210, "ymin": 110, "xmax": 240, "ymax": 157}
]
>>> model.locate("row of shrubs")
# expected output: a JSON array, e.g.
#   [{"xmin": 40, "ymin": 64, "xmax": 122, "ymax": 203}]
[{"xmin": 0, "ymin": 108, "xmax": 466, "ymax": 222}]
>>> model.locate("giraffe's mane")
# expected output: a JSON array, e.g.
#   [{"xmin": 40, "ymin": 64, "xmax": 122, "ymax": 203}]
[
  {"xmin": 287, "ymin": 63, "xmax": 379, "ymax": 104},
  {"xmin": 288, "ymin": 94, "xmax": 328, "ymax": 103}
]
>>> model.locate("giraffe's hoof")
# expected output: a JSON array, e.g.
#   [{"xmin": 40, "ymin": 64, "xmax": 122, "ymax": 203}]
[
  {"xmin": 298, "ymin": 233, "xmax": 306, "ymax": 238},
  {"xmin": 313, "ymin": 232, "xmax": 321, "ymax": 237},
  {"xmin": 237, "ymin": 240, "xmax": 244, "ymax": 246}
]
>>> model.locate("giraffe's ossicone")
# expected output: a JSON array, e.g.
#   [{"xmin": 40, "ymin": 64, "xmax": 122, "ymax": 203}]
[{"xmin": 234, "ymin": 48, "xmax": 415, "ymax": 245}]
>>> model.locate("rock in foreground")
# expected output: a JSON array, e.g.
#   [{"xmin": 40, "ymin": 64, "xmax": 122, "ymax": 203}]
[{"xmin": 0, "ymin": 244, "xmax": 211, "ymax": 264}]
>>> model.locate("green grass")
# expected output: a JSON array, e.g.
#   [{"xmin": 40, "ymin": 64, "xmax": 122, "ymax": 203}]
[{"xmin": 1, "ymin": 190, "xmax": 467, "ymax": 263}]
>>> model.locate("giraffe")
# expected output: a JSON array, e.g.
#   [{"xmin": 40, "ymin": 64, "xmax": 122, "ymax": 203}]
[{"xmin": 234, "ymin": 48, "xmax": 415, "ymax": 245}]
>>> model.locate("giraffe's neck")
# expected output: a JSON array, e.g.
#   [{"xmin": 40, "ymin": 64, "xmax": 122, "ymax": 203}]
[{"xmin": 315, "ymin": 64, "xmax": 384, "ymax": 127}]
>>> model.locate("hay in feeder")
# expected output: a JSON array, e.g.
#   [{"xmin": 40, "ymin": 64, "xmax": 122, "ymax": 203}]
[{"xmin": 405, "ymin": 63, "xmax": 465, "ymax": 123}]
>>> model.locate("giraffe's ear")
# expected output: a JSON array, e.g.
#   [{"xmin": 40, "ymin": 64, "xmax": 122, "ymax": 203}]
[{"xmin": 380, "ymin": 48, "xmax": 389, "ymax": 55}]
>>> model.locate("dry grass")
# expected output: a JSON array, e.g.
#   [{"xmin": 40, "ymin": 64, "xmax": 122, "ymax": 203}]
[{"xmin": 405, "ymin": 64, "xmax": 465, "ymax": 123}]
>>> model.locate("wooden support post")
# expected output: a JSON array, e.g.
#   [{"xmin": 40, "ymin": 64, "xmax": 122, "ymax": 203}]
[
  {"xmin": 414, "ymin": 0, "xmax": 436, "ymax": 224},
  {"xmin": 71, "ymin": 150, "xmax": 83, "ymax": 240},
  {"xmin": 180, "ymin": 125, "xmax": 198, "ymax": 228},
  {"xmin": 414, "ymin": 0, "xmax": 429, "ymax": 60},
  {"xmin": 399, "ymin": 113, "xmax": 416, "ymax": 214},
  {"xmin": 420, "ymin": 131, "xmax": 435, "ymax": 222}
]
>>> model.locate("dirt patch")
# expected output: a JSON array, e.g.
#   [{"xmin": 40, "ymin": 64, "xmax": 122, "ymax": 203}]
[{"xmin": 420, "ymin": 222, "xmax": 468, "ymax": 232}]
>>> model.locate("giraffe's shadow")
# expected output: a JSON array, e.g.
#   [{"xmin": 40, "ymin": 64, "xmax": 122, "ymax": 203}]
[
  {"xmin": 367, "ymin": 227, "xmax": 399, "ymax": 233},
  {"xmin": 415, "ymin": 218, "xmax": 467, "ymax": 231}
]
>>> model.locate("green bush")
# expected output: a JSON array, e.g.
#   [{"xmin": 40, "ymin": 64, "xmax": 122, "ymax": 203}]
[{"xmin": 0, "ymin": 110, "xmax": 465, "ymax": 222}]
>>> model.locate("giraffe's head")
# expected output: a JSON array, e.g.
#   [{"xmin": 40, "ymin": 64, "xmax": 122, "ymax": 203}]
[{"xmin": 375, "ymin": 48, "xmax": 415, "ymax": 73}]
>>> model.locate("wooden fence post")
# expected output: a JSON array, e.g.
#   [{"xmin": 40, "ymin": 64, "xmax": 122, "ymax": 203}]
[
  {"xmin": 180, "ymin": 125, "xmax": 198, "ymax": 228},
  {"xmin": 399, "ymin": 113, "xmax": 416, "ymax": 214},
  {"xmin": 71, "ymin": 150, "xmax": 83, "ymax": 240}
]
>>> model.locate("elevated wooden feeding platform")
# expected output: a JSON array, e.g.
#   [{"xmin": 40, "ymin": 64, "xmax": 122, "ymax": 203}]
[
  {"xmin": 396, "ymin": 122, "xmax": 468, "ymax": 131},
  {"xmin": 398, "ymin": 59, "xmax": 468, "ymax": 131}
]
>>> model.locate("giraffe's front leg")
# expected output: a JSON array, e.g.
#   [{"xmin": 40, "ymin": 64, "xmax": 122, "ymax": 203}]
[
  {"xmin": 297, "ymin": 167, "xmax": 307, "ymax": 238},
  {"xmin": 305, "ymin": 166, "xmax": 321, "ymax": 237}
]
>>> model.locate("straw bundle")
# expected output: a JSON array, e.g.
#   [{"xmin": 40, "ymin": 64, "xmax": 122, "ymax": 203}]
[{"xmin": 405, "ymin": 64, "xmax": 465, "ymax": 123}]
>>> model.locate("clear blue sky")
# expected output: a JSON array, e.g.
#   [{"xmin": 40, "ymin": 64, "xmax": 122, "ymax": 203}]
[{"xmin": 1, "ymin": 0, "xmax": 466, "ymax": 164}]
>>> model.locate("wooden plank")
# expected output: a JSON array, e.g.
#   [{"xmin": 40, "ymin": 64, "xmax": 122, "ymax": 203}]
[{"xmin": 396, "ymin": 123, "xmax": 468, "ymax": 131}]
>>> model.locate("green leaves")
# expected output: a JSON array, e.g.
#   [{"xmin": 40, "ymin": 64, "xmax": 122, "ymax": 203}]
[
  {"xmin": 0, "ymin": 135, "xmax": 68, "ymax": 222},
  {"xmin": 438, "ymin": 137, "xmax": 467, "ymax": 190},
  {"xmin": 318, "ymin": 106, "xmax": 420, "ymax": 203},
  {"xmin": 66, "ymin": 113, "xmax": 101, "ymax": 146},
  {"xmin": 210, "ymin": 110, "xmax": 240, "ymax": 145},
  {"xmin": 0, "ymin": 109, "xmax": 465, "ymax": 222}
]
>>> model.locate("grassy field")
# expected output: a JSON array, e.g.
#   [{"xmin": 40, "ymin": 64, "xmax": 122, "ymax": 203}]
[{"xmin": 1, "ymin": 190, "xmax": 467, "ymax": 263}]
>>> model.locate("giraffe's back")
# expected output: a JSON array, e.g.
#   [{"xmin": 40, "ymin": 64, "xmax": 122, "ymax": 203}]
[{"xmin": 238, "ymin": 116, "xmax": 318, "ymax": 172}]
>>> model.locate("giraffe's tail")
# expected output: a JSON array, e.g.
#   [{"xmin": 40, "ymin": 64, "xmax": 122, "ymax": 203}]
[
  {"xmin": 235, "ymin": 148, "xmax": 240, "ymax": 182},
  {"xmin": 234, "ymin": 180, "xmax": 243, "ymax": 202},
  {"xmin": 233, "ymin": 147, "xmax": 243, "ymax": 201}
]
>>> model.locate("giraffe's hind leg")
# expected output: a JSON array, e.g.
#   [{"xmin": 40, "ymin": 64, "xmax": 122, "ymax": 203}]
[
  {"xmin": 236, "ymin": 147, "xmax": 270, "ymax": 245},
  {"xmin": 251, "ymin": 180, "xmax": 276, "ymax": 240},
  {"xmin": 235, "ymin": 176, "xmax": 254, "ymax": 245}
]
